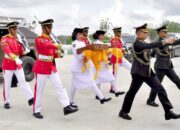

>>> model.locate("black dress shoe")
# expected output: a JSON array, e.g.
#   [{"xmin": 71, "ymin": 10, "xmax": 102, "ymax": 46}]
[
  {"xmin": 147, "ymin": 101, "xmax": 159, "ymax": 107},
  {"xmin": 115, "ymin": 91, "xmax": 125, "ymax": 97},
  {"xmin": 165, "ymin": 111, "xmax": 180, "ymax": 120},
  {"xmin": 95, "ymin": 95, "xmax": 100, "ymax": 100},
  {"xmin": 33, "ymin": 112, "xmax": 43, "ymax": 119},
  {"xmin": 100, "ymin": 97, "xmax": 112, "ymax": 104},
  {"xmin": 4, "ymin": 103, "xmax": 10, "ymax": 109},
  {"xmin": 28, "ymin": 98, "xmax": 34, "ymax": 106},
  {"xmin": 70, "ymin": 102, "xmax": 78, "ymax": 109},
  {"xmin": 64, "ymin": 105, "xmax": 78, "ymax": 115},
  {"xmin": 119, "ymin": 111, "xmax": 132, "ymax": 120},
  {"xmin": 177, "ymin": 85, "xmax": 180, "ymax": 90},
  {"xmin": 11, "ymin": 83, "xmax": 18, "ymax": 88},
  {"xmin": 109, "ymin": 89, "xmax": 115, "ymax": 94}
]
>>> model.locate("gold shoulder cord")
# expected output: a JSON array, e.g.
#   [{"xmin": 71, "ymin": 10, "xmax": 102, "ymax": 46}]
[
  {"xmin": 132, "ymin": 42, "xmax": 151, "ymax": 77},
  {"xmin": 155, "ymin": 47, "xmax": 169, "ymax": 57},
  {"xmin": 132, "ymin": 42, "xmax": 150, "ymax": 66},
  {"xmin": 144, "ymin": 50, "xmax": 151, "ymax": 61}
]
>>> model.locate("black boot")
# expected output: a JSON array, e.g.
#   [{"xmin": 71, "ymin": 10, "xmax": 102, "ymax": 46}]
[
  {"xmin": 119, "ymin": 111, "xmax": 132, "ymax": 120},
  {"xmin": 165, "ymin": 111, "xmax": 180, "ymax": 120},
  {"xmin": 33, "ymin": 112, "xmax": 43, "ymax": 119},
  {"xmin": 100, "ymin": 97, "xmax": 112, "ymax": 104},
  {"xmin": 28, "ymin": 98, "xmax": 34, "ymax": 106},
  {"xmin": 64, "ymin": 105, "xmax": 78, "ymax": 115},
  {"xmin": 4, "ymin": 103, "xmax": 10, "ymax": 109},
  {"xmin": 115, "ymin": 91, "xmax": 125, "ymax": 97},
  {"xmin": 146, "ymin": 100, "xmax": 159, "ymax": 107}
]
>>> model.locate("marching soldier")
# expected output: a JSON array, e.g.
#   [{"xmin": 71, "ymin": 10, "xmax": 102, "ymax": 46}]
[
  {"xmin": 32, "ymin": 19, "xmax": 78, "ymax": 119},
  {"xmin": 1, "ymin": 22, "xmax": 33, "ymax": 109},
  {"xmin": 146, "ymin": 25, "xmax": 180, "ymax": 107},
  {"xmin": 119, "ymin": 23, "xmax": 180, "ymax": 120},
  {"xmin": 81, "ymin": 27, "xmax": 91, "ymax": 45},
  {"xmin": 109, "ymin": 27, "xmax": 132, "ymax": 94},
  {"xmin": 69, "ymin": 28, "xmax": 111, "ymax": 108}
]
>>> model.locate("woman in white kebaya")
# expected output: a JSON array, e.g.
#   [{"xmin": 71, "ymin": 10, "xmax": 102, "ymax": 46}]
[
  {"xmin": 69, "ymin": 28, "xmax": 111, "ymax": 108},
  {"xmin": 92, "ymin": 30, "xmax": 123, "ymax": 99}
]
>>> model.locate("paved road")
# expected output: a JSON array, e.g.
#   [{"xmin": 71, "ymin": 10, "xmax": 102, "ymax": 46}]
[{"xmin": 0, "ymin": 55, "xmax": 180, "ymax": 130}]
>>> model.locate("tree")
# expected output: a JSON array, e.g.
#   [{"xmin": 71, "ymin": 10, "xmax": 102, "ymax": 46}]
[
  {"xmin": 148, "ymin": 20, "xmax": 180, "ymax": 41},
  {"xmin": 148, "ymin": 28, "xmax": 157, "ymax": 42},
  {"xmin": 163, "ymin": 20, "xmax": 180, "ymax": 33},
  {"xmin": 57, "ymin": 35, "xmax": 72, "ymax": 45}
]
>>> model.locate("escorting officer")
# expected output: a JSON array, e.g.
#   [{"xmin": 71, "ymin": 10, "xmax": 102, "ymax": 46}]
[
  {"xmin": 146, "ymin": 25, "xmax": 180, "ymax": 107},
  {"xmin": 70, "ymin": 28, "xmax": 111, "ymax": 108},
  {"xmin": 1, "ymin": 22, "xmax": 33, "ymax": 109},
  {"xmin": 109, "ymin": 27, "xmax": 132, "ymax": 94},
  {"xmin": 81, "ymin": 27, "xmax": 91, "ymax": 45},
  {"xmin": 119, "ymin": 23, "xmax": 180, "ymax": 120},
  {"xmin": 32, "ymin": 19, "xmax": 78, "ymax": 119}
]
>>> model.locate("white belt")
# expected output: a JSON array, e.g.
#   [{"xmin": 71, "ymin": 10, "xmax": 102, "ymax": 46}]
[
  {"xmin": 38, "ymin": 54, "xmax": 53, "ymax": 60},
  {"xmin": 5, "ymin": 54, "xmax": 19, "ymax": 59}
]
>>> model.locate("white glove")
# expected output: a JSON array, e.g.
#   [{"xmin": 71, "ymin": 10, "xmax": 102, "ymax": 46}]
[
  {"xmin": 60, "ymin": 51, "xmax": 64, "ymax": 57},
  {"xmin": 24, "ymin": 48, "xmax": 30, "ymax": 54},
  {"xmin": 15, "ymin": 57, "xmax": 23, "ymax": 65}
]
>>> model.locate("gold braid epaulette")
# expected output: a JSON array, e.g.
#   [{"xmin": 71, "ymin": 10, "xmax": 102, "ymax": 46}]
[
  {"xmin": 132, "ymin": 42, "xmax": 152, "ymax": 77},
  {"xmin": 155, "ymin": 47, "xmax": 169, "ymax": 57},
  {"xmin": 132, "ymin": 42, "xmax": 150, "ymax": 66}
]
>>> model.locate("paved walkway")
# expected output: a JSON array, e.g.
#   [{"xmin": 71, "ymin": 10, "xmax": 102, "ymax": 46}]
[{"xmin": 0, "ymin": 55, "xmax": 180, "ymax": 130}]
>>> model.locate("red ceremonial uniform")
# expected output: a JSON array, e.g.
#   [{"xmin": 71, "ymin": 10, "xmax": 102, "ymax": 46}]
[
  {"xmin": 81, "ymin": 36, "xmax": 90, "ymax": 46},
  {"xmin": 33, "ymin": 34, "xmax": 60, "ymax": 74},
  {"xmin": 1, "ymin": 34, "xmax": 24, "ymax": 70},
  {"xmin": 110, "ymin": 37, "xmax": 123, "ymax": 64}
]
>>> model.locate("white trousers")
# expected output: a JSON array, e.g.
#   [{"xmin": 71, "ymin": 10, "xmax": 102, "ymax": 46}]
[
  {"xmin": 97, "ymin": 80, "xmax": 118, "ymax": 93},
  {"xmin": 113, "ymin": 57, "xmax": 132, "ymax": 80},
  {"xmin": 33, "ymin": 72, "xmax": 70, "ymax": 113},
  {"xmin": 3, "ymin": 69, "xmax": 33, "ymax": 104},
  {"xmin": 70, "ymin": 83, "xmax": 104, "ymax": 103}
]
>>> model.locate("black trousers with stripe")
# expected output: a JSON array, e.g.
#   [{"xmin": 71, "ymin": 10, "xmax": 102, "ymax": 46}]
[
  {"xmin": 147, "ymin": 68, "xmax": 180, "ymax": 102},
  {"xmin": 120, "ymin": 73, "xmax": 173, "ymax": 114}
]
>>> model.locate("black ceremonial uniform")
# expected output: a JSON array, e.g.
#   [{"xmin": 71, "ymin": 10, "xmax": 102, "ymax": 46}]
[
  {"xmin": 147, "ymin": 37, "xmax": 180, "ymax": 103},
  {"xmin": 120, "ymin": 39, "xmax": 173, "ymax": 114},
  {"xmin": 118, "ymin": 23, "xmax": 179, "ymax": 120}
]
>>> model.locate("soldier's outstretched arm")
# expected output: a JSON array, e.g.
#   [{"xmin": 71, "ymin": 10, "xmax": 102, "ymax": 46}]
[
  {"xmin": 135, "ymin": 41, "xmax": 163, "ymax": 50},
  {"xmin": 173, "ymin": 39, "xmax": 180, "ymax": 46},
  {"xmin": 135, "ymin": 37, "xmax": 175, "ymax": 50}
]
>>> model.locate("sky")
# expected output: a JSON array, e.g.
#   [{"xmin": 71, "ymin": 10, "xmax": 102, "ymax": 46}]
[{"xmin": 0, "ymin": 0, "xmax": 180, "ymax": 35}]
